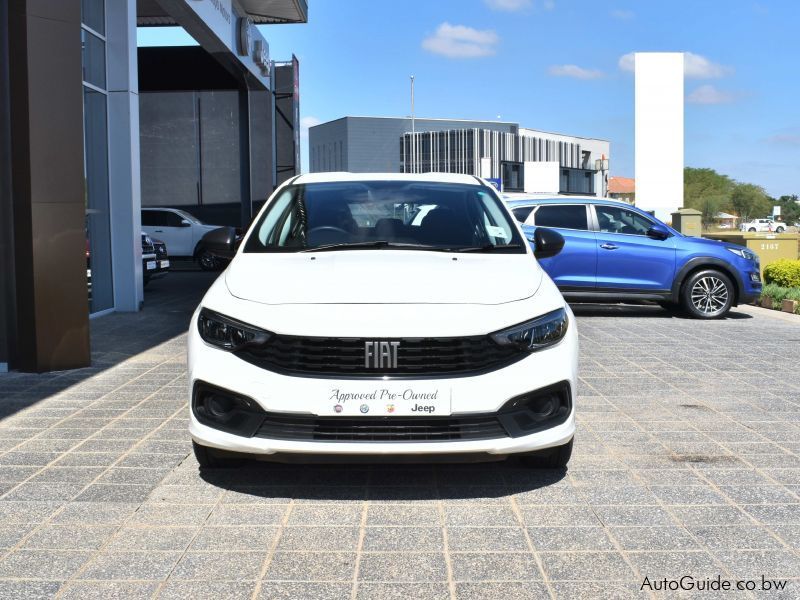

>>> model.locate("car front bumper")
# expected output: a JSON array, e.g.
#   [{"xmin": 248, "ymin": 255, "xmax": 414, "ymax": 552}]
[{"xmin": 187, "ymin": 309, "xmax": 578, "ymax": 458}]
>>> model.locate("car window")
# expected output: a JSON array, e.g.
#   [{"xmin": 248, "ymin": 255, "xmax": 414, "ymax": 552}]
[
  {"xmin": 511, "ymin": 206, "xmax": 534, "ymax": 223},
  {"xmin": 244, "ymin": 181, "xmax": 525, "ymax": 253},
  {"xmin": 141, "ymin": 210, "xmax": 162, "ymax": 227},
  {"xmin": 163, "ymin": 211, "xmax": 186, "ymax": 227},
  {"xmin": 533, "ymin": 205, "xmax": 588, "ymax": 230},
  {"xmin": 595, "ymin": 205, "xmax": 653, "ymax": 235}
]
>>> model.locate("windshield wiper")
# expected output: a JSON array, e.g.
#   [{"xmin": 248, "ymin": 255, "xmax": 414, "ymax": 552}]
[
  {"xmin": 451, "ymin": 243, "xmax": 524, "ymax": 252},
  {"xmin": 300, "ymin": 241, "xmax": 445, "ymax": 253}
]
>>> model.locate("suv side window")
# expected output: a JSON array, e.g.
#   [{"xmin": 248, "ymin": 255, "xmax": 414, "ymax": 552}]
[
  {"xmin": 595, "ymin": 205, "xmax": 653, "ymax": 235},
  {"xmin": 141, "ymin": 210, "xmax": 162, "ymax": 227},
  {"xmin": 162, "ymin": 211, "xmax": 186, "ymax": 227},
  {"xmin": 533, "ymin": 205, "xmax": 589, "ymax": 230},
  {"xmin": 511, "ymin": 206, "xmax": 534, "ymax": 223}
]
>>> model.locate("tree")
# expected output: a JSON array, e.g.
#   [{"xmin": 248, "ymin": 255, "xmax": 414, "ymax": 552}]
[
  {"xmin": 730, "ymin": 183, "xmax": 770, "ymax": 222},
  {"xmin": 772, "ymin": 195, "xmax": 800, "ymax": 225},
  {"xmin": 684, "ymin": 168, "xmax": 733, "ymax": 228}
]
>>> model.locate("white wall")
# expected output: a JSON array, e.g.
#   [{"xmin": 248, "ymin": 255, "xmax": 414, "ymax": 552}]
[
  {"xmin": 635, "ymin": 52, "xmax": 684, "ymax": 221},
  {"xmin": 523, "ymin": 161, "xmax": 560, "ymax": 194},
  {"xmin": 519, "ymin": 128, "xmax": 609, "ymax": 197}
]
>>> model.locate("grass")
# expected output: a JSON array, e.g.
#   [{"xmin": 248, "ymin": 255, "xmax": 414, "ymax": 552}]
[{"xmin": 760, "ymin": 283, "xmax": 800, "ymax": 314}]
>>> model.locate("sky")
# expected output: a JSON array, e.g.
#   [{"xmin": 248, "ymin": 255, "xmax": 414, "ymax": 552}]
[{"xmin": 137, "ymin": 0, "xmax": 800, "ymax": 197}]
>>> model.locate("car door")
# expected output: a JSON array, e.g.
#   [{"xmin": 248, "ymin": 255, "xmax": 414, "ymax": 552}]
[
  {"xmin": 526, "ymin": 204, "xmax": 596, "ymax": 290},
  {"xmin": 153, "ymin": 210, "xmax": 193, "ymax": 256},
  {"xmin": 592, "ymin": 204, "xmax": 677, "ymax": 291}
]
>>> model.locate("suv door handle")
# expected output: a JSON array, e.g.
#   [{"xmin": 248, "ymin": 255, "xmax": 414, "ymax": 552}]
[{"xmin": 600, "ymin": 243, "xmax": 618, "ymax": 250}]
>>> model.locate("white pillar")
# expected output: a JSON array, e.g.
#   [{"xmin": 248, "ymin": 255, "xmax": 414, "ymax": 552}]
[
  {"xmin": 106, "ymin": 0, "xmax": 143, "ymax": 311},
  {"xmin": 635, "ymin": 52, "xmax": 684, "ymax": 222}
]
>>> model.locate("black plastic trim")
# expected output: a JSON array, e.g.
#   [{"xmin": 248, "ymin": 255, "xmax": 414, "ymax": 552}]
[{"xmin": 670, "ymin": 257, "xmax": 745, "ymax": 305}]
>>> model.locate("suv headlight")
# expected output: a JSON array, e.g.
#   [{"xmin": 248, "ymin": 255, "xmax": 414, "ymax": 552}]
[
  {"xmin": 198, "ymin": 308, "xmax": 270, "ymax": 351},
  {"xmin": 726, "ymin": 247, "xmax": 757, "ymax": 261},
  {"xmin": 491, "ymin": 308, "xmax": 568, "ymax": 352}
]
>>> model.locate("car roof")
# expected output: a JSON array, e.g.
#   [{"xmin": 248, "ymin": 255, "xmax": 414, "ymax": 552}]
[
  {"xmin": 293, "ymin": 172, "xmax": 483, "ymax": 186},
  {"xmin": 504, "ymin": 195, "xmax": 635, "ymax": 209}
]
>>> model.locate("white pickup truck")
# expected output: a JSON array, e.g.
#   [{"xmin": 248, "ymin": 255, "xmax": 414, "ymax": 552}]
[{"xmin": 740, "ymin": 218, "xmax": 786, "ymax": 233}]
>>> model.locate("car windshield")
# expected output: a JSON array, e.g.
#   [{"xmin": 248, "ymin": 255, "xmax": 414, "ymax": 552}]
[{"xmin": 243, "ymin": 181, "xmax": 526, "ymax": 253}]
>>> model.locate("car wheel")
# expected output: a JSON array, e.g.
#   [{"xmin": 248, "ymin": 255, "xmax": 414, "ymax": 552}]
[
  {"xmin": 681, "ymin": 269, "xmax": 734, "ymax": 319},
  {"xmin": 192, "ymin": 441, "xmax": 243, "ymax": 468},
  {"xmin": 776, "ymin": 227, "xmax": 784, "ymax": 233},
  {"xmin": 748, "ymin": 227, "xmax": 756, "ymax": 232},
  {"xmin": 198, "ymin": 250, "xmax": 221, "ymax": 271},
  {"xmin": 520, "ymin": 438, "xmax": 573, "ymax": 469}
]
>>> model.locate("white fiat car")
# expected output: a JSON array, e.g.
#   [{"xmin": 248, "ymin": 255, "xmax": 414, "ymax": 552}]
[{"xmin": 188, "ymin": 173, "xmax": 577, "ymax": 468}]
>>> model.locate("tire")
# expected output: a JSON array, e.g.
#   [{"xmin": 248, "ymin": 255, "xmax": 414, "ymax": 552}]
[
  {"xmin": 748, "ymin": 227, "xmax": 756, "ymax": 232},
  {"xmin": 775, "ymin": 227, "xmax": 784, "ymax": 233},
  {"xmin": 197, "ymin": 249, "xmax": 221, "ymax": 272},
  {"xmin": 192, "ymin": 440, "xmax": 242, "ymax": 468},
  {"xmin": 680, "ymin": 269, "xmax": 734, "ymax": 319},
  {"xmin": 520, "ymin": 438, "xmax": 573, "ymax": 469},
  {"xmin": 657, "ymin": 301, "xmax": 680, "ymax": 314}
]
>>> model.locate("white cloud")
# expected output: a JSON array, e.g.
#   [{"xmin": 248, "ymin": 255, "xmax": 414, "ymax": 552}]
[
  {"xmin": 618, "ymin": 51, "xmax": 731, "ymax": 79},
  {"xmin": 543, "ymin": 0, "xmax": 555, "ymax": 10},
  {"xmin": 300, "ymin": 116, "xmax": 322, "ymax": 132},
  {"xmin": 611, "ymin": 9, "xmax": 634, "ymax": 19},
  {"xmin": 683, "ymin": 52, "xmax": 731, "ymax": 78},
  {"xmin": 422, "ymin": 23, "xmax": 499, "ymax": 59},
  {"xmin": 484, "ymin": 0, "xmax": 531, "ymax": 11},
  {"xmin": 548, "ymin": 64, "xmax": 604, "ymax": 80},
  {"xmin": 618, "ymin": 52, "xmax": 635, "ymax": 72},
  {"xmin": 765, "ymin": 128, "xmax": 800, "ymax": 146},
  {"xmin": 687, "ymin": 84, "xmax": 735, "ymax": 105}
]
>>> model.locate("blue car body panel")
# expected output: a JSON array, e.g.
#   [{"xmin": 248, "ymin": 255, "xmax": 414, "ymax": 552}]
[{"xmin": 510, "ymin": 196, "xmax": 762, "ymax": 305}]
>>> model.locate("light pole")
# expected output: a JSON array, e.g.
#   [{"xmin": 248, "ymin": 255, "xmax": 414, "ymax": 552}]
[{"xmin": 410, "ymin": 75, "xmax": 415, "ymax": 173}]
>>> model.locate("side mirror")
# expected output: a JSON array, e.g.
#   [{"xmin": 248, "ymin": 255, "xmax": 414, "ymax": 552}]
[
  {"xmin": 531, "ymin": 228, "xmax": 565, "ymax": 259},
  {"xmin": 180, "ymin": 219, "xmax": 192, "ymax": 227},
  {"xmin": 646, "ymin": 224, "xmax": 671, "ymax": 240},
  {"xmin": 198, "ymin": 226, "xmax": 237, "ymax": 260}
]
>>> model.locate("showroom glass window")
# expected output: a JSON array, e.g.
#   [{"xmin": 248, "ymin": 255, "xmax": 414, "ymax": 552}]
[{"xmin": 82, "ymin": 0, "xmax": 113, "ymax": 313}]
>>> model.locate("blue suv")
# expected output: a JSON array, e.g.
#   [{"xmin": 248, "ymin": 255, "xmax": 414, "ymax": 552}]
[{"xmin": 507, "ymin": 196, "xmax": 762, "ymax": 319}]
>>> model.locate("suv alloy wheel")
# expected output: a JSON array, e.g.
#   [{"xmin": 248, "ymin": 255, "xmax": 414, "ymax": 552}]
[{"xmin": 681, "ymin": 269, "xmax": 734, "ymax": 319}]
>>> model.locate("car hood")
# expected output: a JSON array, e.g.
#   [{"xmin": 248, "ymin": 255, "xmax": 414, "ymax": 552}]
[
  {"xmin": 683, "ymin": 235, "xmax": 743, "ymax": 250},
  {"xmin": 225, "ymin": 250, "xmax": 543, "ymax": 305}
]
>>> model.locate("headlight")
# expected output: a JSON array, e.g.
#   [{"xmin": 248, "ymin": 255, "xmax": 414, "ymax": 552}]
[
  {"xmin": 726, "ymin": 247, "xmax": 757, "ymax": 261},
  {"xmin": 490, "ymin": 308, "xmax": 568, "ymax": 352},
  {"xmin": 197, "ymin": 308, "xmax": 270, "ymax": 351}
]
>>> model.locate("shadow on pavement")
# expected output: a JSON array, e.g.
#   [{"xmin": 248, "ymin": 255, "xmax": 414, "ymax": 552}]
[
  {"xmin": 569, "ymin": 302, "xmax": 753, "ymax": 320},
  {"xmin": 0, "ymin": 271, "xmax": 218, "ymax": 420},
  {"xmin": 199, "ymin": 460, "xmax": 568, "ymax": 500}
]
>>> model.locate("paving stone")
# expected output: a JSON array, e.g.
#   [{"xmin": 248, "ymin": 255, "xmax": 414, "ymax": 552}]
[
  {"xmin": 190, "ymin": 526, "xmax": 277, "ymax": 551},
  {"xmin": 159, "ymin": 581, "xmax": 257, "ymax": 600},
  {"xmin": 453, "ymin": 582, "xmax": 550, "ymax": 600},
  {"xmin": 257, "ymin": 582, "xmax": 351, "ymax": 600},
  {"xmin": 447, "ymin": 526, "xmax": 529, "ymax": 552},
  {"xmin": 51, "ymin": 502, "xmax": 138, "ymax": 525},
  {"xmin": 361, "ymin": 526, "xmax": 444, "ymax": 552},
  {"xmin": 276, "ymin": 526, "xmax": 360, "ymax": 551},
  {"xmin": 288, "ymin": 504, "xmax": 361, "ymax": 526},
  {"xmin": 689, "ymin": 525, "xmax": 784, "ymax": 550},
  {"xmin": 539, "ymin": 551, "xmax": 635, "ymax": 581},
  {"xmin": 206, "ymin": 504, "xmax": 287, "ymax": 526},
  {"xmin": 77, "ymin": 551, "xmax": 181, "ymax": 580},
  {"xmin": 609, "ymin": 526, "xmax": 700, "ymax": 551},
  {"xmin": 528, "ymin": 526, "xmax": 616, "ymax": 551},
  {"xmin": 22, "ymin": 524, "xmax": 116, "ymax": 550},
  {"xmin": 265, "ymin": 551, "xmax": 357, "ymax": 582},
  {"xmin": 443, "ymin": 505, "xmax": 518, "ymax": 527},
  {"xmin": 104, "ymin": 526, "xmax": 199, "ymax": 551},
  {"xmin": 58, "ymin": 581, "xmax": 160, "ymax": 600},
  {"xmin": 0, "ymin": 580, "xmax": 62, "ymax": 600},
  {"xmin": 0, "ymin": 549, "xmax": 92, "ymax": 579},
  {"xmin": 450, "ymin": 552, "xmax": 542, "ymax": 581},
  {"xmin": 626, "ymin": 550, "xmax": 724, "ymax": 579},
  {"xmin": 367, "ymin": 504, "xmax": 438, "ymax": 526},
  {"xmin": 357, "ymin": 552, "xmax": 447, "ymax": 582},
  {"xmin": 170, "ymin": 551, "xmax": 265, "ymax": 580}
]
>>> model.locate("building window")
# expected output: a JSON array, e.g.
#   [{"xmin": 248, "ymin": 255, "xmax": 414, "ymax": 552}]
[
  {"xmin": 81, "ymin": 0, "xmax": 112, "ymax": 313},
  {"xmin": 501, "ymin": 161, "xmax": 524, "ymax": 192},
  {"xmin": 560, "ymin": 168, "xmax": 595, "ymax": 195}
]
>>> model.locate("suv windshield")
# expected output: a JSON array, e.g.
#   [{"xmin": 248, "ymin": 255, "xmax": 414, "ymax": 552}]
[{"xmin": 244, "ymin": 181, "xmax": 526, "ymax": 253}]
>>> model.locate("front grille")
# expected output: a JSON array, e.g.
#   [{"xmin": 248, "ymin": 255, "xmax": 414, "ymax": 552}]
[
  {"xmin": 236, "ymin": 335, "xmax": 524, "ymax": 378},
  {"xmin": 255, "ymin": 413, "xmax": 507, "ymax": 442},
  {"xmin": 153, "ymin": 242, "xmax": 168, "ymax": 260}
]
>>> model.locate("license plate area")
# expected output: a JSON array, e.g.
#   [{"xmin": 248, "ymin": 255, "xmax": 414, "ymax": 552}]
[{"xmin": 322, "ymin": 386, "xmax": 451, "ymax": 417}]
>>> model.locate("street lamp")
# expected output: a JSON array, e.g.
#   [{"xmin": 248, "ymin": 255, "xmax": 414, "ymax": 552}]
[{"xmin": 410, "ymin": 75, "xmax": 415, "ymax": 174}]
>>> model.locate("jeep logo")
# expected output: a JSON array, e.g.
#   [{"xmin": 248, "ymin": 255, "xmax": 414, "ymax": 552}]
[{"xmin": 364, "ymin": 341, "xmax": 400, "ymax": 369}]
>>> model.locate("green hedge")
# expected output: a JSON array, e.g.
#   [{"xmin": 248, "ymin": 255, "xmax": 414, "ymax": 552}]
[
  {"xmin": 760, "ymin": 283, "xmax": 800, "ymax": 313},
  {"xmin": 763, "ymin": 259, "xmax": 800, "ymax": 288}
]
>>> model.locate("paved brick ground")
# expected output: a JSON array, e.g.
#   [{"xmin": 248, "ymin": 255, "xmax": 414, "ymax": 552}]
[{"xmin": 0, "ymin": 272, "xmax": 799, "ymax": 599}]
